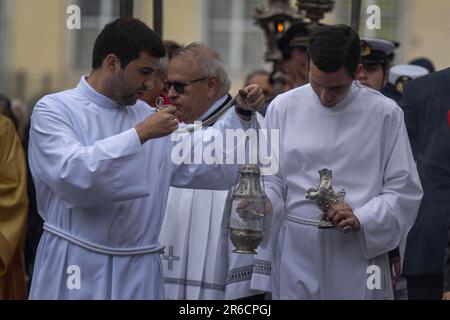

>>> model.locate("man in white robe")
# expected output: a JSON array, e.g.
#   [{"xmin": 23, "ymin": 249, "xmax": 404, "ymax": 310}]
[
  {"xmin": 158, "ymin": 44, "xmax": 261, "ymax": 300},
  {"xmin": 251, "ymin": 24, "xmax": 423, "ymax": 300},
  {"xmin": 28, "ymin": 19, "xmax": 264, "ymax": 300}
]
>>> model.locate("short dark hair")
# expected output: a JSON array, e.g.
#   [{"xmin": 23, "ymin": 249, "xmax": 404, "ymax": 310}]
[
  {"xmin": 409, "ymin": 57, "xmax": 435, "ymax": 74},
  {"xmin": 308, "ymin": 24, "xmax": 361, "ymax": 76},
  {"xmin": 92, "ymin": 18, "xmax": 166, "ymax": 69}
]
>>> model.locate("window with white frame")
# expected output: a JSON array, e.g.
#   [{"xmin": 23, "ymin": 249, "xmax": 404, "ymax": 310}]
[
  {"xmin": 72, "ymin": 0, "xmax": 120, "ymax": 71},
  {"xmin": 205, "ymin": 0, "xmax": 267, "ymax": 76}
]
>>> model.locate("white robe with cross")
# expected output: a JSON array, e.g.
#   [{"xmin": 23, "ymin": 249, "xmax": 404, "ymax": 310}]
[{"xmin": 159, "ymin": 97, "xmax": 263, "ymax": 300}]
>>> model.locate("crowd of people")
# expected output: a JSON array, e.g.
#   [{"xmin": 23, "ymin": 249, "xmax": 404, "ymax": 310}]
[{"xmin": 1, "ymin": 16, "xmax": 449, "ymax": 300}]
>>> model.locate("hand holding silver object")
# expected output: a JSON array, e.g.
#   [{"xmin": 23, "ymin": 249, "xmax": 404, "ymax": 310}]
[
  {"xmin": 306, "ymin": 168, "xmax": 349, "ymax": 232},
  {"xmin": 155, "ymin": 96, "xmax": 167, "ymax": 112}
]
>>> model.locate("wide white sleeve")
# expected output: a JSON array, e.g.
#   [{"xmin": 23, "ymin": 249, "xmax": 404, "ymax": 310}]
[
  {"xmin": 251, "ymin": 100, "xmax": 286, "ymax": 293},
  {"xmin": 28, "ymin": 97, "xmax": 150, "ymax": 208},
  {"xmin": 251, "ymin": 172, "xmax": 285, "ymax": 293},
  {"xmin": 354, "ymin": 110, "xmax": 423, "ymax": 259},
  {"xmin": 170, "ymin": 107, "xmax": 252, "ymax": 190}
]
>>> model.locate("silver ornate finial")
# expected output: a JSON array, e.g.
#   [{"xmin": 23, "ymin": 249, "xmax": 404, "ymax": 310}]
[
  {"xmin": 155, "ymin": 96, "xmax": 166, "ymax": 112},
  {"xmin": 305, "ymin": 168, "xmax": 346, "ymax": 229}
]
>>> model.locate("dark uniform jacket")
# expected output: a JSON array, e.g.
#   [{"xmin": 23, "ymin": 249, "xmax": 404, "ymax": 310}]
[
  {"xmin": 444, "ymin": 223, "xmax": 450, "ymax": 292},
  {"xmin": 401, "ymin": 68, "xmax": 450, "ymax": 277}
]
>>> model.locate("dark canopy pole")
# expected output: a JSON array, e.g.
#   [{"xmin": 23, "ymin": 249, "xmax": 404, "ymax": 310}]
[
  {"xmin": 153, "ymin": 0, "xmax": 163, "ymax": 38},
  {"xmin": 120, "ymin": 0, "xmax": 134, "ymax": 17},
  {"xmin": 351, "ymin": 0, "xmax": 362, "ymax": 33}
]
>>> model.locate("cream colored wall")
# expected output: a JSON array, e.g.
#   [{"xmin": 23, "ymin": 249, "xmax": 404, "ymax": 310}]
[
  {"xmin": 7, "ymin": 0, "xmax": 450, "ymax": 104},
  {"xmin": 9, "ymin": 0, "xmax": 206, "ymax": 102},
  {"xmin": 11, "ymin": 0, "xmax": 66, "ymax": 102},
  {"xmin": 136, "ymin": 0, "xmax": 204, "ymax": 45},
  {"xmin": 163, "ymin": 0, "xmax": 204, "ymax": 45},
  {"xmin": 403, "ymin": 0, "xmax": 450, "ymax": 71}
]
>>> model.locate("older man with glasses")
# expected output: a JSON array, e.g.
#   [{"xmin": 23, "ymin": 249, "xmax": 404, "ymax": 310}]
[
  {"xmin": 165, "ymin": 76, "xmax": 208, "ymax": 95},
  {"xmin": 158, "ymin": 42, "xmax": 264, "ymax": 300},
  {"xmin": 165, "ymin": 43, "xmax": 253, "ymax": 124}
]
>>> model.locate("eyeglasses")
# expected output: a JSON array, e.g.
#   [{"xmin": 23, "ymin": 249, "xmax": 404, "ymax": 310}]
[{"xmin": 165, "ymin": 76, "xmax": 208, "ymax": 94}]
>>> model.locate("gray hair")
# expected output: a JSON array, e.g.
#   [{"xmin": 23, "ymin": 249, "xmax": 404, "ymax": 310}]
[{"xmin": 172, "ymin": 42, "xmax": 231, "ymax": 97}]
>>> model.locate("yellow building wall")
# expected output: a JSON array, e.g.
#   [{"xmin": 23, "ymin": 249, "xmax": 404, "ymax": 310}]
[
  {"xmin": 11, "ymin": 0, "xmax": 66, "ymax": 102},
  {"xmin": 403, "ymin": 0, "xmax": 450, "ymax": 71},
  {"xmin": 10, "ymin": 0, "xmax": 205, "ymax": 102},
  {"xmin": 163, "ymin": 0, "xmax": 204, "ymax": 46},
  {"xmin": 7, "ymin": 0, "xmax": 450, "ymax": 104},
  {"xmin": 136, "ymin": 0, "xmax": 204, "ymax": 46}
]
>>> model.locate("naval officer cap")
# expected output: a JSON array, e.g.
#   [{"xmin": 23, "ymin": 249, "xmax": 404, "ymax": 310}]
[
  {"xmin": 389, "ymin": 64, "xmax": 429, "ymax": 94},
  {"xmin": 361, "ymin": 37, "xmax": 395, "ymax": 65}
]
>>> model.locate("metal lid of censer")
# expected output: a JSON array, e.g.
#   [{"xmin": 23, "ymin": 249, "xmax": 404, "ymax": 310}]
[{"xmin": 232, "ymin": 165, "xmax": 267, "ymax": 200}]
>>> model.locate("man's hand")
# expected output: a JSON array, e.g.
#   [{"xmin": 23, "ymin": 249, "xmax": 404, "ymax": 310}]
[
  {"xmin": 443, "ymin": 292, "xmax": 450, "ymax": 300},
  {"xmin": 135, "ymin": 105, "xmax": 178, "ymax": 144},
  {"xmin": 327, "ymin": 202, "xmax": 361, "ymax": 233},
  {"xmin": 389, "ymin": 255, "xmax": 401, "ymax": 289},
  {"xmin": 236, "ymin": 84, "xmax": 265, "ymax": 112},
  {"xmin": 235, "ymin": 199, "xmax": 272, "ymax": 221}
]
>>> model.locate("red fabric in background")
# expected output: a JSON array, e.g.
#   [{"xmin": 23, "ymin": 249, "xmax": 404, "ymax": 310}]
[{"xmin": 162, "ymin": 94, "xmax": 171, "ymax": 105}]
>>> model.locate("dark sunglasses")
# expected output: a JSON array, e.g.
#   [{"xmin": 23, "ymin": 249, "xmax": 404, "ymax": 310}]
[{"xmin": 165, "ymin": 76, "xmax": 208, "ymax": 94}]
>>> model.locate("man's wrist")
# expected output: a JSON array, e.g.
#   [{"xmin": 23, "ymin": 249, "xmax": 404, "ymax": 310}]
[
  {"xmin": 235, "ymin": 105, "xmax": 253, "ymax": 121},
  {"xmin": 135, "ymin": 126, "xmax": 145, "ymax": 144},
  {"xmin": 135, "ymin": 124, "xmax": 150, "ymax": 144}
]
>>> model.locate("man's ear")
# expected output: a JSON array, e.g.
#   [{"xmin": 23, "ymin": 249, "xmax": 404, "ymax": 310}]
[
  {"xmin": 158, "ymin": 75, "xmax": 166, "ymax": 91},
  {"xmin": 206, "ymin": 76, "xmax": 219, "ymax": 97},
  {"xmin": 383, "ymin": 69, "xmax": 389, "ymax": 87},
  {"xmin": 105, "ymin": 54, "xmax": 121, "ymax": 75}
]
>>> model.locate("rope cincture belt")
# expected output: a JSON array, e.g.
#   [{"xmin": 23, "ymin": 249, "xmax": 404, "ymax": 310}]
[
  {"xmin": 44, "ymin": 223, "xmax": 165, "ymax": 256},
  {"xmin": 285, "ymin": 214, "xmax": 321, "ymax": 227}
]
